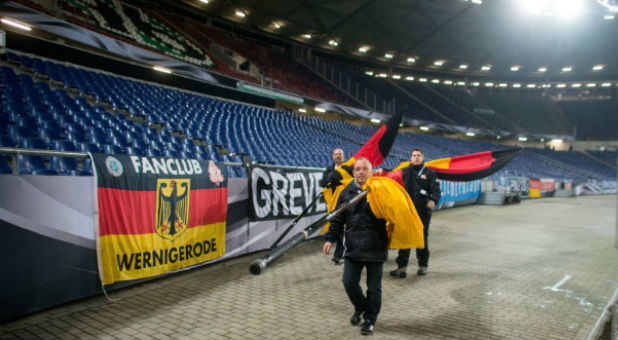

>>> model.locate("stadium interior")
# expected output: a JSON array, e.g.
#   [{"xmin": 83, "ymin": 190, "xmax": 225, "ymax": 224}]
[{"xmin": 0, "ymin": 0, "xmax": 615, "ymax": 184}]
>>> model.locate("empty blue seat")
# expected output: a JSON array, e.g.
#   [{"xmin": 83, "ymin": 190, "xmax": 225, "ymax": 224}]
[
  {"xmin": 80, "ymin": 143, "xmax": 103, "ymax": 154},
  {"xmin": 0, "ymin": 157, "xmax": 12, "ymax": 174},
  {"xmin": 19, "ymin": 138, "xmax": 48, "ymax": 150},
  {"xmin": 18, "ymin": 155, "xmax": 57, "ymax": 175},
  {"xmin": 52, "ymin": 140, "xmax": 78, "ymax": 152},
  {"xmin": 0, "ymin": 135, "xmax": 15, "ymax": 148},
  {"xmin": 50, "ymin": 157, "xmax": 85, "ymax": 176}
]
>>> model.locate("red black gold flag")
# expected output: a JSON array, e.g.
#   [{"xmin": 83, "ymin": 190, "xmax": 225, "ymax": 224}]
[
  {"xmin": 386, "ymin": 148, "xmax": 522, "ymax": 186},
  {"xmin": 324, "ymin": 111, "xmax": 404, "ymax": 188},
  {"xmin": 93, "ymin": 154, "xmax": 228, "ymax": 285}
]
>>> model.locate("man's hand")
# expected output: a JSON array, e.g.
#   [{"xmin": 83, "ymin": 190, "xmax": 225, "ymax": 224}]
[
  {"xmin": 323, "ymin": 241, "xmax": 332, "ymax": 255},
  {"xmin": 427, "ymin": 200, "xmax": 435, "ymax": 209}
]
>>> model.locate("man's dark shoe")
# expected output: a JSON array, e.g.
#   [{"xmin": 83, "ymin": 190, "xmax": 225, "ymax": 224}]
[
  {"xmin": 389, "ymin": 267, "xmax": 406, "ymax": 278},
  {"xmin": 360, "ymin": 321, "xmax": 374, "ymax": 335},
  {"xmin": 350, "ymin": 311, "xmax": 362, "ymax": 325},
  {"xmin": 417, "ymin": 266, "xmax": 428, "ymax": 276},
  {"xmin": 332, "ymin": 257, "xmax": 342, "ymax": 265}
]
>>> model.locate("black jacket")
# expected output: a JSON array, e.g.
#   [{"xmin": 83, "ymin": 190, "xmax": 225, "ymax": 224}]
[
  {"xmin": 319, "ymin": 164, "xmax": 336, "ymax": 188},
  {"xmin": 401, "ymin": 163, "xmax": 441, "ymax": 217},
  {"xmin": 325, "ymin": 181, "xmax": 388, "ymax": 262}
]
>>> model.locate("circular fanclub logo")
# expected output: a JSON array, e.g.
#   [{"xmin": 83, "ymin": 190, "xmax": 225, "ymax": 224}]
[{"xmin": 105, "ymin": 156, "xmax": 124, "ymax": 177}]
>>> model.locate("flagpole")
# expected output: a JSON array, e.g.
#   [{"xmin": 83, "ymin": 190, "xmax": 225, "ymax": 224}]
[
  {"xmin": 249, "ymin": 189, "xmax": 369, "ymax": 275},
  {"xmin": 270, "ymin": 192, "xmax": 324, "ymax": 249}
]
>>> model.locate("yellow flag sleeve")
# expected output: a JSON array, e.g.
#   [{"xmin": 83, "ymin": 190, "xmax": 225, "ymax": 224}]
[
  {"xmin": 362, "ymin": 176, "xmax": 425, "ymax": 249},
  {"xmin": 321, "ymin": 178, "xmax": 354, "ymax": 234}
]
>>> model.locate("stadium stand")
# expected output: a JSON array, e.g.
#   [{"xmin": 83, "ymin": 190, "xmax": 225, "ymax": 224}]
[
  {"xmin": 1, "ymin": 50, "xmax": 616, "ymax": 183},
  {"xmin": 57, "ymin": 0, "xmax": 213, "ymax": 67}
]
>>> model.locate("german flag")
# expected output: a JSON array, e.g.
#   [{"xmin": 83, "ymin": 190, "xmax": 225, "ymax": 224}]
[
  {"xmin": 323, "ymin": 110, "xmax": 404, "ymax": 188},
  {"xmin": 93, "ymin": 154, "xmax": 228, "ymax": 285},
  {"xmin": 386, "ymin": 148, "xmax": 522, "ymax": 186}
]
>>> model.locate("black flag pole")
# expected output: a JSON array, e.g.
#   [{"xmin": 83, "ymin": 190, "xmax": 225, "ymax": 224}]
[
  {"xmin": 249, "ymin": 189, "xmax": 369, "ymax": 275},
  {"xmin": 270, "ymin": 192, "xmax": 324, "ymax": 249}
]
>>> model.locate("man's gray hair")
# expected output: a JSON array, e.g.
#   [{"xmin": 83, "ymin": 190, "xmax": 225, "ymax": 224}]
[{"xmin": 354, "ymin": 157, "xmax": 372, "ymax": 169}]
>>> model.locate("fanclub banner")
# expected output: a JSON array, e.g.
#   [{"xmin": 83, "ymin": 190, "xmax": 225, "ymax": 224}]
[
  {"xmin": 250, "ymin": 165, "xmax": 327, "ymax": 221},
  {"xmin": 92, "ymin": 154, "xmax": 228, "ymax": 285}
]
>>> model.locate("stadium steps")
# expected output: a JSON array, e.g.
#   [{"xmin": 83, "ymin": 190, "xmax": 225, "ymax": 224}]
[
  {"xmin": 386, "ymin": 80, "xmax": 456, "ymax": 124},
  {"xmin": 295, "ymin": 57, "xmax": 373, "ymax": 111},
  {"xmin": 540, "ymin": 99, "xmax": 573, "ymax": 136},
  {"xmin": 582, "ymin": 150, "xmax": 618, "ymax": 171},
  {"xmin": 526, "ymin": 150, "xmax": 606, "ymax": 181},
  {"xmin": 418, "ymin": 84, "xmax": 503, "ymax": 131}
]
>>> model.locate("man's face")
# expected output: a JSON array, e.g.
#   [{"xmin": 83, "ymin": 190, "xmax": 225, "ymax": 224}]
[
  {"xmin": 353, "ymin": 159, "xmax": 373, "ymax": 186},
  {"xmin": 332, "ymin": 149, "xmax": 344, "ymax": 163},
  {"xmin": 411, "ymin": 151, "xmax": 424, "ymax": 165}
]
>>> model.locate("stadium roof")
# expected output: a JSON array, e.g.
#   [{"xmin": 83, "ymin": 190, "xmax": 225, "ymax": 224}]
[{"xmin": 154, "ymin": 0, "xmax": 618, "ymax": 81}]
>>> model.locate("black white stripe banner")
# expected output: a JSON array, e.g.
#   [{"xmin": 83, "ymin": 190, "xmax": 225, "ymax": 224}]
[{"xmin": 249, "ymin": 165, "xmax": 327, "ymax": 221}]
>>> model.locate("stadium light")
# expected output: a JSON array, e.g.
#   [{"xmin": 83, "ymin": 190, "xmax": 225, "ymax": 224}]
[
  {"xmin": 392, "ymin": 74, "xmax": 401, "ymax": 79},
  {"xmin": 601, "ymin": 82, "xmax": 612, "ymax": 87},
  {"xmin": 471, "ymin": 82, "xmax": 480, "ymax": 87},
  {"xmin": 466, "ymin": 132, "xmax": 476, "ymax": 137},
  {"xmin": 431, "ymin": 79, "xmax": 440, "ymax": 84},
  {"xmin": 552, "ymin": 139, "xmax": 563, "ymax": 143},
  {"xmin": 604, "ymin": 14, "xmax": 616, "ymax": 19},
  {"xmin": 328, "ymin": 39, "xmax": 339, "ymax": 46},
  {"xmin": 420, "ymin": 126, "xmax": 430, "ymax": 131},
  {"xmin": 557, "ymin": 83, "xmax": 567, "ymax": 88},
  {"xmin": 370, "ymin": 118, "xmax": 381, "ymax": 124},
  {"xmin": 378, "ymin": 73, "xmax": 387, "ymax": 78},
  {"xmin": 407, "ymin": 57, "xmax": 416, "ymax": 63},
  {"xmin": 459, "ymin": 64, "xmax": 469, "ymax": 70},
  {"xmin": 303, "ymin": 34, "xmax": 312, "ymax": 39},
  {"xmin": 481, "ymin": 64, "xmax": 491, "ymax": 71},
  {"xmin": 1, "ymin": 18, "xmax": 32, "ymax": 31},
  {"xmin": 571, "ymin": 83, "xmax": 581, "ymax": 88},
  {"xmin": 298, "ymin": 108, "xmax": 307, "ymax": 113},
  {"xmin": 384, "ymin": 53, "xmax": 394, "ymax": 59},
  {"xmin": 484, "ymin": 82, "xmax": 494, "ymax": 87},
  {"xmin": 471, "ymin": 0, "xmax": 483, "ymax": 4},
  {"xmin": 199, "ymin": 0, "xmax": 209, "ymax": 3},
  {"xmin": 592, "ymin": 64, "xmax": 604, "ymax": 71},
  {"xmin": 587, "ymin": 83, "xmax": 597, "ymax": 87},
  {"xmin": 405, "ymin": 76, "xmax": 415, "ymax": 81},
  {"xmin": 518, "ymin": 137, "xmax": 528, "ymax": 142},
  {"xmin": 235, "ymin": 10, "xmax": 246, "ymax": 18},
  {"xmin": 457, "ymin": 81, "xmax": 466, "ymax": 86},
  {"xmin": 513, "ymin": 83, "xmax": 522, "ymax": 88},
  {"xmin": 365, "ymin": 71, "xmax": 374, "ymax": 76},
  {"xmin": 315, "ymin": 107, "xmax": 326, "ymax": 113},
  {"xmin": 510, "ymin": 65, "xmax": 521, "ymax": 72},
  {"xmin": 433, "ymin": 59, "xmax": 445, "ymax": 67},
  {"xmin": 527, "ymin": 84, "xmax": 536, "ymax": 88},
  {"xmin": 419, "ymin": 77, "xmax": 428, "ymax": 82},
  {"xmin": 358, "ymin": 46, "xmax": 369, "ymax": 53},
  {"xmin": 153, "ymin": 65, "xmax": 172, "ymax": 74},
  {"xmin": 499, "ymin": 83, "xmax": 508, "ymax": 88},
  {"xmin": 496, "ymin": 135, "xmax": 502, "ymax": 140},
  {"xmin": 538, "ymin": 66, "xmax": 547, "ymax": 73},
  {"xmin": 444, "ymin": 80, "xmax": 453, "ymax": 85},
  {"xmin": 562, "ymin": 66, "xmax": 573, "ymax": 72}
]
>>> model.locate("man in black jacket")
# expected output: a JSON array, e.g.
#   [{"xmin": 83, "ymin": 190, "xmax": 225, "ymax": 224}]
[
  {"xmin": 390, "ymin": 148, "xmax": 441, "ymax": 277},
  {"xmin": 320, "ymin": 148, "xmax": 345, "ymax": 264},
  {"xmin": 323, "ymin": 157, "xmax": 387, "ymax": 335}
]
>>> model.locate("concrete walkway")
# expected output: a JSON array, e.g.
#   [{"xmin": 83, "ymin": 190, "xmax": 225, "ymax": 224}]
[{"xmin": 1, "ymin": 195, "xmax": 617, "ymax": 339}]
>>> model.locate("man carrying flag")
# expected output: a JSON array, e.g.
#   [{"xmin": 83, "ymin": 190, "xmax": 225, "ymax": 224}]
[
  {"xmin": 323, "ymin": 157, "xmax": 425, "ymax": 335},
  {"xmin": 390, "ymin": 148, "xmax": 441, "ymax": 278}
]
